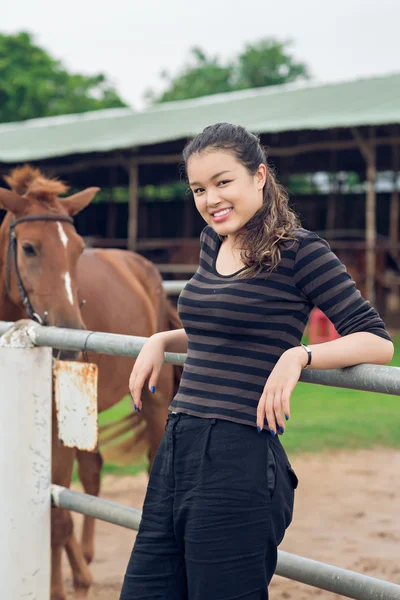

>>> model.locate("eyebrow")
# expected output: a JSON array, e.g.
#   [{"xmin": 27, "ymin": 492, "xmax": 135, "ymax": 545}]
[{"xmin": 189, "ymin": 170, "xmax": 232, "ymax": 187}]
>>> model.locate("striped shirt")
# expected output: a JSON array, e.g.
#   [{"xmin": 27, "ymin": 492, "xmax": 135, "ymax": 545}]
[{"xmin": 170, "ymin": 225, "xmax": 391, "ymax": 427}]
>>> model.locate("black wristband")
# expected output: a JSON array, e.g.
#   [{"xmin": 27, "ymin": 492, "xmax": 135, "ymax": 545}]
[{"xmin": 301, "ymin": 343, "xmax": 312, "ymax": 368}]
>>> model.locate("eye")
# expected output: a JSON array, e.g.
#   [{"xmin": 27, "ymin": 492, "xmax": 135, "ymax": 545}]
[
  {"xmin": 193, "ymin": 187, "xmax": 204, "ymax": 195},
  {"xmin": 218, "ymin": 180, "xmax": 231, "ymax": 186},
  {"xmin": 22, "ymin": 242, "xmax": 38, "ymax": 257}
]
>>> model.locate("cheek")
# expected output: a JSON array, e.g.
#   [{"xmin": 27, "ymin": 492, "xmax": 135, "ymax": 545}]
[{"xmin": 194, "ymin": 197, "xmax": 207, "ymax": 216}]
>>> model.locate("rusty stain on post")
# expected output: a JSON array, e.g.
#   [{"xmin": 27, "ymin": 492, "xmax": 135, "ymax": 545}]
[{"xmin": 53, "ymin": 361, "xmax": 98, "ymax": 451}]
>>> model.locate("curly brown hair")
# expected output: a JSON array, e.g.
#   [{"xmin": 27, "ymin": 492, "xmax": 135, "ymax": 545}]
[{"xmin": 182, "ymin": 123, "xmax": 300, "ymax": 278}]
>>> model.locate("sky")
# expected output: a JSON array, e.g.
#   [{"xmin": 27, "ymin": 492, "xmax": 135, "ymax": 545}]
[{"xmin": 3, "ymin": 0, "xmax": 400, "ymax": 109}]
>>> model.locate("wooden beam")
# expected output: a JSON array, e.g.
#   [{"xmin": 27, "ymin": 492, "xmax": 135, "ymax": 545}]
[
  {"xmin": 3, "ymin": 134, "xmax": 400, "ymax": 180},
  {"xmin": 136, "ymin": 135, "xmax": 400, "ymax": 163},
  {"xmin": 365, "ymin": 135, "xmax": 377, "ymax": 304},
  {"xmin": 127, "ymin": 159, "xmax": 139, "ymax": 252},
  {"xmin": 350, "ymin": 128, "xmax": 374, "ymax": 163},
  {"xmin": 325, "ymin": 151, "xmax": 338, "ymax": 231},
  {"xmin": 351, "ymin": 128, "xmax": 377, "ymax": 303},
  {"xmin": 106, "ymin": 167, "xmax": 118, "ymax": 239},
  {"xmin": 389, "ymin": 144, "xmax": 400, "ymax": 260}
]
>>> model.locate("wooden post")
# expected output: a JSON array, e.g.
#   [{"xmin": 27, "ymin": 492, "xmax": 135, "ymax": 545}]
[
  {"xmin": 351, "ymin": 128, "xmax": 377, "ymax": 303},
  {"xmin": 390, "ymin": 144, "xmax": 399, "ymax": 259},
  {"xmin": 326, "ymin": 151, "xmax": 338, "ymax": 234},
  {"xmin": 365, "ymin": 144, "xmax": 377, "ymax": 303},
  {"xmin": 106, "ymin": 167, "xmax": 118, "ymax": 239},
  {"xmin": 128, "ymin": 159, "xmax": 139, "ymax": 252}
]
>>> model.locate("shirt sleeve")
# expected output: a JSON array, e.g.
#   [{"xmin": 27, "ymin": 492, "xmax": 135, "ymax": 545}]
[{"xmin": 293, "ymin": 232, "xmax": 392, "ymax": 341}]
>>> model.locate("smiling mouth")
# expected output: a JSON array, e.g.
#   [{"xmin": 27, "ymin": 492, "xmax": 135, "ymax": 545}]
[{"xmin": 212, "ymin": 207, "xmax": 233, "ymax": 218}]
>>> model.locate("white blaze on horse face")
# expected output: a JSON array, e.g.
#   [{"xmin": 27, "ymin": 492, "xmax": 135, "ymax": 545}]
[
  {"xmin": 56, "ymin": 222, "xmax": 74, "ymax": 306},
  {"xmin": 57, "ymin": 222, "xmax": 69, "ymax": 249},
  {"xmin": 63, "ymin": 272, "xmax": 74, "ymax": 306}
]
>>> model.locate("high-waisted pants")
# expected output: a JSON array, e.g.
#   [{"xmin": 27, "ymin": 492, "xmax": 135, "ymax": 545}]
[{"xmin": 120, "ymin": 412, "xmax": 298, "ymax": 600}]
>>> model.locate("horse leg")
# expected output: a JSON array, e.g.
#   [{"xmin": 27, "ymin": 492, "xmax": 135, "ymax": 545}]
[
  {"xmin": 51, "ymin": 433, "xmax": 75, "ymax": 600},
  {"xmin": 76, "ymin": 448, "xmax": 103, "ymax": 564},
  {"xmin": 51, "ymin": 426, "xmax": 92, "ymax": 599},
  {"xmin": 65, "ymin": 534, "xmax": 93, "ymax": 599}
]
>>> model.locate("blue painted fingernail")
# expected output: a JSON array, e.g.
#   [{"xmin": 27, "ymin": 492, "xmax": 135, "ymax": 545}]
[
  {"xmin": 285, "ymin": 414, "xmax": 290, "ymax": 421},
  {"xmin": 150, "ymin": 385, "xmax": 156, "ymax": 393},
  {"xmin": 134, "ymin": 404, "xmax": 137, "ymax": 411},
  {"xmin": 270, "ymin": 429, "xmax": 276, "ymax": 437},
  {"xmin": 257, "ymin": 425, "xmax": 261, "ymax": 433},
  {"xmin": 278, "ymin": 426, "xmax": 285, "ymax": 434}
]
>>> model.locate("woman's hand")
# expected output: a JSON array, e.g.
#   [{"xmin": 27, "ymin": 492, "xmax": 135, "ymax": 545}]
[
  {"xmin": 129, "ymin": 333, "xmax": 166, "ymax": 412},
  {"xmin": 256, "ymin": 346, "xmax": 307, "ymax": 434}
]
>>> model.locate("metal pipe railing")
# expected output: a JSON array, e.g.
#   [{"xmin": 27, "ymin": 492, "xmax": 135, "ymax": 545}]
[
  {"xmin": 51, "ymin": 485, "xmax": 400, "ymax": 600},
  {"xmin": 0, "ymin": 320, "xmax": 399, "ymax": 395}
]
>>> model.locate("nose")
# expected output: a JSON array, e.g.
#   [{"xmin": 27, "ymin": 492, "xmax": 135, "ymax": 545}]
[{"xmin": 207, "ymin": 191, "xmax": 222, "ymax": 211}]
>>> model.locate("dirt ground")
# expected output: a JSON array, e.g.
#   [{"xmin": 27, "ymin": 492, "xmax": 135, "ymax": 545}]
[{"xmin": 64, "ymin": 447, "xmax": 400, "ymax": 599}]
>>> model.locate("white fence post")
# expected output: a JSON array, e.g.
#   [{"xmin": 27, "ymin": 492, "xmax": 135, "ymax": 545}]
[{"xmin": 0, "ymin": 344, "xmax": 52, "ymax": 599}]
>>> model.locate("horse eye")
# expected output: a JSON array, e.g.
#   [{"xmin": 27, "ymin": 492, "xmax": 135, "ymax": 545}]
[{"xmin": 22, "ymin": 243, "xmax": 37, "ymax": 257}]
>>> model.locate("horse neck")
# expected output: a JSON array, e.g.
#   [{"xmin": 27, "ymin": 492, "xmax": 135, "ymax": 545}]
[{"xmin": 0, "ymin": 213, "xmax": 25, "ymax": 322}]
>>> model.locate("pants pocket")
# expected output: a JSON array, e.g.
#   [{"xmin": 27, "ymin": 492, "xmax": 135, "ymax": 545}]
[{"xmin": 268, "ymin": 442, "xmax": 298, "ymax": 546}]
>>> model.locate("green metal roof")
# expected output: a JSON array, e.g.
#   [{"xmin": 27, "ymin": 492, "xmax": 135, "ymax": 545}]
[{"xmin": 1, "ymin": 72, "xmax": 400, "ymax": 163}]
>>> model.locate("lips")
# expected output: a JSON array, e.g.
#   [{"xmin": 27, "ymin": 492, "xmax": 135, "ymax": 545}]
[
  {"xmin": 211, "ymin": 207, "xmax": 233, "ymax": 222},
  {"xmin": 213, "ymin": 207, "xmax": 232, "ymax": 217}
]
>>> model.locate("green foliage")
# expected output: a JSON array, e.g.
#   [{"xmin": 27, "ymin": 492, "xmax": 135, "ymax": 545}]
[
  {"xmin": 0, "ymin": 32, "xmax": 127, "ymax": 123},
  {"xmin": 232, "ymin": 39, "xmax": 309, "ymax": 90},
  {"xmin": 146, "ymin": 38, "xmax": 310, "ymax": 104}
]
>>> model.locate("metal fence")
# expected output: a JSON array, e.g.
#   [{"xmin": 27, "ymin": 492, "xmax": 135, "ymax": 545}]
[{"xmin": 1, "ymin": 318, "xmax": 400, "ymax": 600}]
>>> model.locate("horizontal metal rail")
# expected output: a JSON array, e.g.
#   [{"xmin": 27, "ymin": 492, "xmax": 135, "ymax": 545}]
[
  {"xmin": 51, "ymin": 485, "xmax": 400, "ymax": 600},
  {"xmin": 0, "ymin": 320, "xmax": 399, "ymax": 395},
  {"xmin": 162, "ymin": 279, "xmax": 188, "ymax": 295}
]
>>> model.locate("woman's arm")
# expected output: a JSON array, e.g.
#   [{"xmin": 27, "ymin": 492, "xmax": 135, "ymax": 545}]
[
  {"xmin": 256, "ymin": 232, "xmax": 394, "ymax": 433},
  {"xmin": 289, "ymin": 331, "xmax": 394, "ymax": 370},
  {"xmin": 153, "ymin": 328, "xmax": 189, "ymax": 354}
]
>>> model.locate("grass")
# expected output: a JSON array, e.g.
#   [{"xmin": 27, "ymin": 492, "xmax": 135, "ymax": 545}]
[{"xmin": 72, "ymin": 336, "xmax": 400, "ymax": 481}]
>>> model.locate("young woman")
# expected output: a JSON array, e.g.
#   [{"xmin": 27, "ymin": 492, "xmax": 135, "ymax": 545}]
[{"xmin": 120, "ymin": 123, "xmax": 393, "ymax": 599}]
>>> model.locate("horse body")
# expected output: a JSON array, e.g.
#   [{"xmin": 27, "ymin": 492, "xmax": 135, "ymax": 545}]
[{"xmin": 0, "ymin": 166, "xmax": 181, "ymax": 600}]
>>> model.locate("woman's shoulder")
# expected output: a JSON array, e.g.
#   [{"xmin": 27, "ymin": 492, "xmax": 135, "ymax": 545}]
[
  {"xmin": 289, "ymin": 228, "xmax": 330, "ymax": 250},
  {"xmin": 200, "ymin": 225, "xmax": 219, "ymax": 246}
]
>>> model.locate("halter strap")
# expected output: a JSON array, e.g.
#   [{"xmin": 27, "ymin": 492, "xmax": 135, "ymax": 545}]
[{"xmin": 10, "ymin": 214, "xmax": 74, "ymax": 228}]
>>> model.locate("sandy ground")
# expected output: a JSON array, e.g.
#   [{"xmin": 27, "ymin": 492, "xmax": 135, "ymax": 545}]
[{"xmin": 64, "ymin": 448, "xmax": 400, "ymax": 599}]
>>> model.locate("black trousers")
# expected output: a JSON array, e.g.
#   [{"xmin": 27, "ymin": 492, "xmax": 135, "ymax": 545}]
[{"xmin": 120, "ymin": 413, "xmax": 298, "ymax": 600}]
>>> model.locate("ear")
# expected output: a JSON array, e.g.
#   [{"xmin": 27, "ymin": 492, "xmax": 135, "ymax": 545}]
[
  {"xmin": 0, "ymin": 187, "xmax": 28, "ymax": 215},
  {"xmin": 256, "ymin": 164, "xmax": 267, "ymax": 190},
  {"xmin": 60, "ymin": 187, "xmax": 100, "ymax": 216}
]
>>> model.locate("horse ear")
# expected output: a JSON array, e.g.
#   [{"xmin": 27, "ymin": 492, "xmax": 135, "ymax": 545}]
[
  {"xmin": 61, "ymin": 187, "xmax": 100, "ymax": 216},
  {"xmin": 0, "ymin": 187, "xmax": 28, "ymax": 215}
]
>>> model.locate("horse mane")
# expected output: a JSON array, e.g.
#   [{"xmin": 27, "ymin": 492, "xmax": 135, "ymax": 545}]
[{"xmin": 4, "ymin": 165, "xmax": 69, "ymax": 204}]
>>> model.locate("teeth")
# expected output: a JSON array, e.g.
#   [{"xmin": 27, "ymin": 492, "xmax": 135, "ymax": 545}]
[{"xmin": 214, "ymin": 208, "xmax": 232, "ymax": 217}]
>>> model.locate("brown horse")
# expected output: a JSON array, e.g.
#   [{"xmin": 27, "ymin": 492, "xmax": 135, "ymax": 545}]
[{"xmin": 0, "ymin": 166, "xmax": 182, "ymax": 600}]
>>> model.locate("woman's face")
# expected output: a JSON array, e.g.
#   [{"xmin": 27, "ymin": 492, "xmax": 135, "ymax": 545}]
[{"xmin": 187, "ymin": 150, "xmax": 267, "ymax": 239}]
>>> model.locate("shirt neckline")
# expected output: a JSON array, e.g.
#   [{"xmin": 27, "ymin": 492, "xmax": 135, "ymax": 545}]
[{"xmin": 211, "ymin": 231, "xmax": 247, "ymax": 279}]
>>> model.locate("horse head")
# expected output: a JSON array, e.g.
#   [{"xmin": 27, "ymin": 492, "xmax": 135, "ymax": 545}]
[{"xmin": 0, "ymin": 165, "xmax": 99, "ymax": 356}]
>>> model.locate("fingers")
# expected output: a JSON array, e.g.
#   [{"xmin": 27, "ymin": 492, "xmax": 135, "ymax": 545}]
[
  {"xmin": 265, "ymin": 390, "xmax": 276, "ymax": 435},
  {"xmin": 257, "ymin": 387, "xmax": 292, "ymax": 435},
  {"xmin": 281, "ymin": 387, "xmax": 291, "ymax": 422},
  {"xmin": 148, "ymin": 363, "xmax": 162, "ymax": 395},
  {"xmin": 129, "ymin": 363, "xmax": 162, "ymax": 413}
]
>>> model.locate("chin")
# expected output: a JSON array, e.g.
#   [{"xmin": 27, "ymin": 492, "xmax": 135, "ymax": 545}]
[{"xmin": 213, "ymin": 222, "xmax": 243, "ymax": 237}]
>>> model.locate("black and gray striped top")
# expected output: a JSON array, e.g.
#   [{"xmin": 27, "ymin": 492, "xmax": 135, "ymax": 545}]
[{"xmin": 170, "ymin": 225, "xmax": 391, "ymax": 427}]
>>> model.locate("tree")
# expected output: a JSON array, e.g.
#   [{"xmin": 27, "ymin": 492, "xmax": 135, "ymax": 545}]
[
  {"xmin": 0, "ymin": 32, "xmax": 127, "ymax": 123},
  {"xmin": 233, "ymin": 39, "xmax": 309, "ymax": 90},
  {"xmin": 146, "ymin": 38, "xmax": 310, "ymax": 104},
  {"xmin": 145, "ymin": 47, "xmax": 232, "ymax": 104}
]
